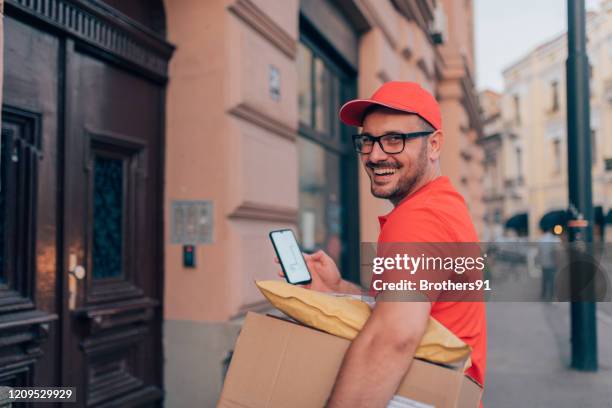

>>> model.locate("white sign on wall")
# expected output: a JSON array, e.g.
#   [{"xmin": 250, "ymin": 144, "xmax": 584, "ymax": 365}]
[{"xmin": 269, "ymin": 65, "xmax": 281, "ymax": 101}]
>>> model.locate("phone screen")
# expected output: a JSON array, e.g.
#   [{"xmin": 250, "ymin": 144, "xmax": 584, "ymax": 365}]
[{"xmin": 270, "ymin": 229, "xmax": 312, "ymax": 285}]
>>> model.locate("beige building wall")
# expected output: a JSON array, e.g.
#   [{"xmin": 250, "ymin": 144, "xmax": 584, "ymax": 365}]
[
  {"xmin": 163, "ymin": 1, "xmax": 299, "ymax": 405},
  {"xmin": 162, "ymin": 0, "xmax": 483, "ymax": 406},
  {"xmin": 164, "ymin": 0, "xmax": 300, "ymax": 323},
  {"xmin": 501, "ymin": 0, "xmax": 612, "ymax": 239}
]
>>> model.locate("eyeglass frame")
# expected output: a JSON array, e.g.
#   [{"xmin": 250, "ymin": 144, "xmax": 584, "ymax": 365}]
[{"xmin": 351, "ymin": 131, "xmax": 435, "ymax": 154}]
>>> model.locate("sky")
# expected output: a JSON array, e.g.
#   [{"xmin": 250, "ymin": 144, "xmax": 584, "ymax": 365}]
[{"xmin": 474, "ymin": 0, "xmax": 602, "ymax": 92}]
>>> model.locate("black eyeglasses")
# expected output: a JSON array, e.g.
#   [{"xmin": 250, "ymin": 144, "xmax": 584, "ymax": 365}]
[{"xmin": 352, "ymin": 132, "xmax": 434, "ymax": 154}]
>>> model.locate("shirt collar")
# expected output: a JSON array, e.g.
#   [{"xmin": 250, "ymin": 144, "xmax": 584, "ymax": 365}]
[
  {"xmin": 378, "ymin": 215, "xmax": 388, "ymax": 228},
  {"xmin": 378, "ymin": 176, "xmax": 448, "ymax": 226}
]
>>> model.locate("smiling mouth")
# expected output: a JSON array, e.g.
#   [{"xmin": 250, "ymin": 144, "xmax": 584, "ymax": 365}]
[{"xmin": 372, "ymin": 167, "xmax": 398, "ymax": 177}]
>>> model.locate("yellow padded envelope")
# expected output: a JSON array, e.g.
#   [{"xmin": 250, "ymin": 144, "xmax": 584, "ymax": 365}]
[{"xmin": 256, "ymin": 280, "xmax": 472, "ymax": 368}]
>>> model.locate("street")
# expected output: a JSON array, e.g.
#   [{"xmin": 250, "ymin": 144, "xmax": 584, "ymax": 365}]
[
  {"xmin": 597, "ymin": 302, "xmax": 612, "ymax": 321},
  {"xmin": 484, "ymin": 302, "xmax": 612, "ymax": 407}
]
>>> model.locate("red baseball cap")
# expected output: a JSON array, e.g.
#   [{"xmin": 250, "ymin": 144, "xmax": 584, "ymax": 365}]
[{"xmin": 338, "ymin": 81, "xmax": 442, "ymax": 130}]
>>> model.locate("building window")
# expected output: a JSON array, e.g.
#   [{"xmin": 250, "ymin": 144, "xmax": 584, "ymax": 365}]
[
  {"xmin": 551, "ymin": 80, "xmax": 559, "ymax": 112},
  {"xmin": 491, "ymin": 162, "xmax": 498, "ymax": 195},
  {"xmin": 297, "ymin": 27, "xmax": 358, "ymax": 282},
  {"xmin": 516, "ymin": 146, "xmax": 523, "ymax": 179},
  {"xmin": 494, "ymin": 208, "xmax": 502, "ymax": 224},
  {"xmin": 298, "ymin": 137, "xmax": 341, "ymax": 256},
  {"xmin": 297, "ymin": 43, "xmax": 313, "ymax": 126},
  {"xmin": 92, "ymin": 155, "xmax": 124, "ymax": 279},
  {"xmin": 298, "ymin": 44, "xmax": 342, "ymax": 139},
  {"xmin": 513, "ymin": 95, "xmax": 521, "ymax": 125},
  {"xmin": 314, "ymin": 58, "xmax": 332, "ymax": 135},
  {"xmin": 553, "ymin": 139, "xmax": 561, "ymax": 174}
]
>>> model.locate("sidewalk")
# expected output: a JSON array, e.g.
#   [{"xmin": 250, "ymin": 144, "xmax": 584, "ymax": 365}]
[{"xmin": 483, "ymin": 302, "xmax": 612, "ymax": 407}]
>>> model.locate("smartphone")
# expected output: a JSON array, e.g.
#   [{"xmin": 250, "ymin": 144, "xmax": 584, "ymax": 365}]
[{"xmin": 269, "ymin": 229, "xmax": 312, "ymax": 285}]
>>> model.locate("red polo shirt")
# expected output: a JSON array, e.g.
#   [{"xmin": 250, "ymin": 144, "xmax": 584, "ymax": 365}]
[{"xmin": 375, "ymin": 176, "xmax": 487, "ymax": 388}]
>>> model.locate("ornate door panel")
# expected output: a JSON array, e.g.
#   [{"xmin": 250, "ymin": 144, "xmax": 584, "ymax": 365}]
[{"xmin": 1, "ymin": 15, "xmax": 60, "ymax": 389}]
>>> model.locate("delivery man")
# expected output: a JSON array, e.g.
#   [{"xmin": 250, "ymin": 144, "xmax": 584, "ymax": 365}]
[{"xmin": 283, "ymin": 82, "xmax": 486, "ymax": 407}]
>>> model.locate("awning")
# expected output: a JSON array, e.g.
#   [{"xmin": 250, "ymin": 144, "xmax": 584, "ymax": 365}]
[
  {"xmin": 539, "ymin": 207, "xmax": 605, "ymax": 231},
  {"xmin": 505, "ymin": 212, "xmax": 528, "ymax": 235},
  {"xmin": 606, "ymin": 209, "xmax": 612, "ymax": 224},
  {"xmin": 539, "ymin": 210, "xmax": 567, "ymax": 232}
]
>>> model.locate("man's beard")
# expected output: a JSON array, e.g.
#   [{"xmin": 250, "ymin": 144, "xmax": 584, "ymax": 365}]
[{"xmin": 369, "ymin": 142, "xmax": 428, "ymax": 203}]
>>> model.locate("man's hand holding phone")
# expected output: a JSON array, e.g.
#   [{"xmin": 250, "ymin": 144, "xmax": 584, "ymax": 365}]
[
  {"xmin": 270, "ymin": 229, "xmax": 363, "ymax": 295},
  {"xmin": 276, "ymin": 250, "xmax": 342, "ymax": 293}
]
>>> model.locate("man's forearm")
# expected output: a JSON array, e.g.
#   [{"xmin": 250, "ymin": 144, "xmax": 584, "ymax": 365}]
[
  {"xmin": 327, "ymin": 330, "xmax": 417, "ymax": 408},
  {"xmin": 326, "ymin": 301, "xmax": 430, "ymax": 407},
  {"xmin": 337, "ymin": 279, "xmax": 364, "ymax": 295}
]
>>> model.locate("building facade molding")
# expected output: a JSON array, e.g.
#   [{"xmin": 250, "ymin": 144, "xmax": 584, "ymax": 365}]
[
  {"xmin": 300, "ymin": 0, "xmax": 360, "ymax": 70},
  {"xmin": 438, "ymin": 54, "xmax": 482, "ymax": 136},
  {"xmin": 330, "ymin": 0, "xmax": 372, "ymax": 33},
  {"xmin": 227, "ymin": 0, "xmax": 297, "ymax": 59},
  {"xmin": 416, "ymin": 57, "xmax": 432, "ymax": 80},
  {"xmin": 228, "ymin": 201, "xmax": 298, "ymax": 224},
  {"xmin": 400, "ymin": 46, "xmax": 412, "ymax": 60},
  {"xmin": 437, "ymin": 77, "xmax": 463, "ymax": 101},
  {"xmin": 5, "ymin": 0, "xmax": 174, "ymax": 81},
  {"xmin": 460, "ymin": 69, "xmax": 483, "ymax": 136},
  {"xmin": 356, "ymin": 0, "xmax": 398, "ymax": 50},
  {"xmin": 228, "ymin": 102, "xmax": 297, "ymax": 142},
  {"xmin": 391, "ymin": 0, "xmax": 434, "ymax": 44},
  {"xmin": 376, "ymin": 69, "xmax": 392, "ymax": 83}
]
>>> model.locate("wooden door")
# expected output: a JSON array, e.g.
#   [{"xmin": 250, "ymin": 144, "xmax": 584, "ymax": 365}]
[
  {"xmin": 61, "ymin": 40, "xmax": 165, "ymax": 406},
  {"xmin": 1, "ymin": 1, "xmax": 173, "ymax": 406}
]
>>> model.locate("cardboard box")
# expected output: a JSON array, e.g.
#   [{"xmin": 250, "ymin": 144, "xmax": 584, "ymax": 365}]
[{"xmin": 219, "ymin": 312, "xmax": 482, "ymax": 408}]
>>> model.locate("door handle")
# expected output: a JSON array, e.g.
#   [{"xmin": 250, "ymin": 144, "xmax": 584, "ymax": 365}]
[
  {"xmin": 70, "ymin": 265, "xmax": 86, "ymax": 280},
  {"xmin": 68, "ymin": 254, "xmax": 86, "ymax": 310}
]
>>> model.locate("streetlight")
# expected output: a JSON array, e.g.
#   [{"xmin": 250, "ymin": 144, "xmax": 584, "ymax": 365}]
[{"xmin": 566, "ymin": 0, "xmax": 597, "ymax": 371}]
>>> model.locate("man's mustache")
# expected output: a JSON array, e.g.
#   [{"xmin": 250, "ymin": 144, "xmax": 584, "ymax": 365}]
[{"xmin": 366, "ymin": 162, "xmax": 402, "ymax": 169}]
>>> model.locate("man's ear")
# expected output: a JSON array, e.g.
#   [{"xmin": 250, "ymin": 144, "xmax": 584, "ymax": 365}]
[{"xmin": 428, "ymin": 130, "xmax": 444, "ymax": 161}]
